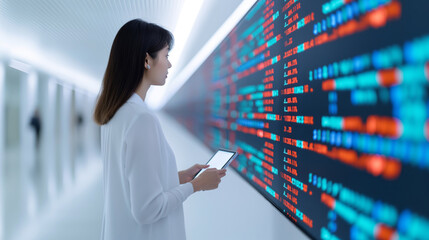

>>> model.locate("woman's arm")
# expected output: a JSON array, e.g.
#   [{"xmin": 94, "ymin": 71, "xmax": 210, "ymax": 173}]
[{"xmin": 178, "ymin": 171, "xmax": 187, "ymax": 184}]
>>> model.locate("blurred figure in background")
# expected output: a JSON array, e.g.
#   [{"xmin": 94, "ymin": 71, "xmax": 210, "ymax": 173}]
[
  {"xmin": 29, "ymin": 108, "xmax": 42, "ymax": 149},
  {"xmin": 76, "ymin": 112, "xmax": 84, "ymax": 156}
]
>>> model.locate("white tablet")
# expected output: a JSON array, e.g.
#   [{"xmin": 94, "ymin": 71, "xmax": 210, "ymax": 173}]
[{"xmin": 193, "ymin": 149, "xmax": 238, "ymax": 179}]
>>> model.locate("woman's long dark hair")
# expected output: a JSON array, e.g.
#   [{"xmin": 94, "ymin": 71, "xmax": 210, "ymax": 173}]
[{"xmin": 94, "ymin": 19, "xmax": 173, "ymax": 125}]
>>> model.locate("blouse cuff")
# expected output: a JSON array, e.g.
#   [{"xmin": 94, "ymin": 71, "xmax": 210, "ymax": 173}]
[{"xmin": 178, "ymin": 182, "xmax": 194, "ymax": 200}]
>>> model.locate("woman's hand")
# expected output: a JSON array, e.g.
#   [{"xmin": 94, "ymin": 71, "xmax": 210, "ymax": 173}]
[
  {"xmin": 190, "ymin": 168, "xmax": 227, "ymax": 192},
  {"xmin": 178, "ymin": 164, "xmax": 209, "ymax": 184}
]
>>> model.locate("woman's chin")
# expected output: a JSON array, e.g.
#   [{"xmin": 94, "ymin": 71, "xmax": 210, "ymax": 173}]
[
  {"xmin": 152, "ymin": 80, "xmax": 166, "ymax": 86},
  {"xmin": 156, "ymin": 81, "xmax": 166, "ymax": 86}
]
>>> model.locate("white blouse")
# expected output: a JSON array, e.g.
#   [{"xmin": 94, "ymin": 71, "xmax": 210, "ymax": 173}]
[{"xmin": 100, "ymin": 93, "xmax": 194, "ymax": 240}]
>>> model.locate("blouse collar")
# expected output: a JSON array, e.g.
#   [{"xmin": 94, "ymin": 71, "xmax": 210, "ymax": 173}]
[{"xmin": 127, "ymin": 93, "xmax": 147, "ymax": 108}]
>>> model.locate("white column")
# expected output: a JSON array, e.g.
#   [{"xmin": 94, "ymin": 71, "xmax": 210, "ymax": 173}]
[
  {"xmin": 0, "ymin": 62, "xmax": 4, "ymax": 165},
  {"xmin": 69, "ymin": 89, "xmax": 76, "ymax": 180},
  {"xmin": 45, "ymin": 79, "xmax": 58, "ymax": 200},
  {"xmin": 83, "ymin": 94, "xmax": 99, "ymax": 158},
  {"xmin": 54, "ymin": 84, "xmax": 63, "ymax": 193},
  {"xmin": 56, "ymin": 84, "xmax": 73, "ymax": 190},
  {"xmin": 0, "ymin": 62, "xmax": 4, "ymax": 240},
  {"xmin": 37, "ymin": 75, "xmax": 58, "ymax": 202},
  {"xmin": 72, "ymin": 90, "xmax": 91, "ymax": 169}
]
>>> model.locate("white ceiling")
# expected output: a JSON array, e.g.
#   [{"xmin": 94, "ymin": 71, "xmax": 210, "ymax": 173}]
[{"xmin": 0, "ymin": 0, "xmax": 242, "ymax": 93}]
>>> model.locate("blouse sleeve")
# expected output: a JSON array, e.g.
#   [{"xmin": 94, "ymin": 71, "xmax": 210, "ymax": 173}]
[{"xmin": 124, "ymin": 113, "xmax": 194, "ymax": 225}]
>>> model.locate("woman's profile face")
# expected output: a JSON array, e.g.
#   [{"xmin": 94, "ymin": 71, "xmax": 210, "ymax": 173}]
[{"xmin": 146, "ymin": 45, "xmax": 172, "ymax": 86}]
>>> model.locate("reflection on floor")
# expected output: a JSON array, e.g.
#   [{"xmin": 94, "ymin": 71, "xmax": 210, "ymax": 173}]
[
  {"xmin": 1, "ymin": 144, "xmax": 102, "ymax": 240},
  {"xmin": 18, "ymin": 162, "xmax": 102, "ymax": 240}
]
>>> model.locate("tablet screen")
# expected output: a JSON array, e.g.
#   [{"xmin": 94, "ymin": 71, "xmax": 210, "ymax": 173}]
[{"xmin": 194, "ymin": 149, "xmax": 236, "ymax": 179}]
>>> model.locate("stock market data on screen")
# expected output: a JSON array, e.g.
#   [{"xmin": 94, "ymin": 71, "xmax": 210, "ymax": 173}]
[{"xmin": 166, "ymin": 0, "xmax": 429, "ymax": 239}]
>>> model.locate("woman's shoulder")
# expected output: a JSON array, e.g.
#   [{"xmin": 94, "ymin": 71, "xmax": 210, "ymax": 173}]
[
  {"xmin": 121, "ymin": 102, "xmax": 160, "ymax": 128},
  {"xmin": 106, "ymin": 100, "xmax": 157, "ymax": 130}
]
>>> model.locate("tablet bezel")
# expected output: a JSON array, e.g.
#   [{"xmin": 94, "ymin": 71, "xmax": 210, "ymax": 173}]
[{"xmin": 193, "ymin": 148, "xmax": 238, "ymax": 179}]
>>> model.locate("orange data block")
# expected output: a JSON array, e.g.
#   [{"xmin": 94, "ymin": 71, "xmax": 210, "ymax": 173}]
[
  {"xmin": 376, "ymin": 69, "xmax": 402, "ymax": 87},
  {"xmin": 263, "ymin": 1, "xmax": 274, "ymax": 14},
  {"xmin": 264, "ymin": 83, "xmax": 273, "ymax": 89},
  {"xmin": 375, "ymin": 224, "xmax": 396, "ymax": 240},
  {"xmin": 264, "ymin": 170, "xmax": 274, "ymax": 180},
  {"xmin": 265, "ymin": 155, "xmax": 274, "ymax": 164},
  {"xmin": 262, "ymin": 162, "xmax": 274, "ymax": 172},
  {"xmin": 263, "ymin": 99, "xmax": 274, "ymax": 105},
  {"xmin": 264, "ymin": 9, "xmax": 274, "ymax": 21},
  {"xmin": 283, "ymin": 199, "xmax": 297, "ymax": 215},
  {"xmin": 364, "ymin": 0, "xmax": 401, "ymax": 29},
  {"xmin": 303, "ymin": 214, "xmax": 313, "ymax": 228},
  {"xmin": 286, "ymin": 166, "xmax": 298, "ymax": 176},
  {"xmin": 322, "ymin": 79, "xmax": 336, "ymax": 91},
  {"xmin": 264, "ymin": 75, "xmax": 274, "ymax": 83},
  {"xmin": 368, "ymin": 7, "xmax": 388, "ymax": 28},
  {"xmin": 321, "ymin": 193, "xmax": 335, "ymax": 209},
  {"xmin": 264, "ymin": 32, "xmax": 274, "ymax": 41},
  {"xmin": 363, "ymin": 155, "xmax": 386, "ymax": 176},
  {"xmin": 382, "ymin": 159, "xmax": 402, "ymax": 180},
  {"xmin": 282, "ymin": 0, "xmax": 297, "ymax": 13},
  {"xmin": 264, "ymin": 106, "xmax": 273, "ymax": 112},
  {"xmin": 264, "ymin": 177, "xmax": 273, "ymax": 186},
  {"xmin": 252, "ymin": 176, "xmax": 267, "ymax": 190},
  {"xmin": 338, "ymin": 19, "xmax": 359, "ymax": 37},
  {"xmin": 311, "ymin": 142, "xmax": 402, "ymax": 180},
  {"xmin": 386, "ymin": 0, "xmax": 402, "ymax": 19},
  {"xmin": 287, "ymin": 184, "xmax": 299, "ymax": 196},
  {"xmin": 303, "ymin": 184, "xmax": 308, "ymax": 193},
  {"xmin": 264, "ymin": 141, "xmax": 274, "ymax": 149},
  {"xmin": 265, "ymin": 68, "xmax": 274, "ymax": 76},
  {"xmin": 313, "ymin": 143, "xmax": 328, "ymax": 154},
  {"xmin": 263, "ymin": 148, "xmax": 274, "ymax": 157},
  {"xmin": 304, "ymin": 116, "xmax": 314, "ymax": 125},
  {"xmin": 366, "ymin": 116, "xmax": 403, "ymax": 138},
  {"xmin": 335, "ymin": 148, "xmax": 358, "ymax": 165},
  {"xmin": 343, "ymin": 116, "xmax": 364, "ymax": 132},
  {"xmin": 315, "ymin": 32, "xmax": 329, "ymax": 46},
  {"xmin": 361, "ymin": 154, "xmax": 402, "ymax": 180}
]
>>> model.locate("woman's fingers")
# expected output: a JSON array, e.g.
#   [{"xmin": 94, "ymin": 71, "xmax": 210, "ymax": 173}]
[
  {"xmin": 196, "ymin": 164, "xmax": 210, "ymax": 169},
  {"xmin": 218, "ymin": 169, "xmax": 227, "ymax": 178}
]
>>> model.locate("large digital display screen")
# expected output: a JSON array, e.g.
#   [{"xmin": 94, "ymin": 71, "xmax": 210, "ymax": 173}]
[{"xmin": 165, "ymin": 0, "xmax": 429, "ymax": 239}]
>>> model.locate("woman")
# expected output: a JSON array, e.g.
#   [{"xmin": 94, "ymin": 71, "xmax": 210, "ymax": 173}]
[{"xmin": 94, "ymin": 19, "xmax": 227, "ymax": 240}]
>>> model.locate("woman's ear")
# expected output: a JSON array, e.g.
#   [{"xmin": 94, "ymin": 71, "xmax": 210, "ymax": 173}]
[{"xmin": 145, "ymin": 53, "xmax": 152, "ymax": 70}]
